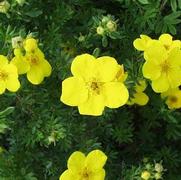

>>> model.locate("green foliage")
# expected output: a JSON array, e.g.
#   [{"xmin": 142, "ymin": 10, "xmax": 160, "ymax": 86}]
[{"xmin": 0, "ymin": 0, "xmax": 181, "ymax": 179}]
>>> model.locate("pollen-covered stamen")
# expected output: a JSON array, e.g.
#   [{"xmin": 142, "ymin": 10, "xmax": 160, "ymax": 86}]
[
  {"xmin": 0, "ymin": 71, "xmax": 8, "ymax": 80},
  {"xmin": 28, "ymin": 55, "xmax": 39, "ymax": 65},
  {"xmin": 86, "ymin": 78, "xmax": 103, "ymax": 95},
  {"xmin": 81, "ymin": 168, "xmax": 91, "ymax": 180}
]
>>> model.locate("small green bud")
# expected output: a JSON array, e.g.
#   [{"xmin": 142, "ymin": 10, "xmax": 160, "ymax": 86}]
[
  {"xmin": 155, "ymin": 172, "xmax": 162, "ymax": 179},
  {"xmin": 78, "ymin": 35, "xmax": 85, "ymax": 42},
  {"xmin": 155, "ymin": 163, "xmax": 163, "ymax": 173},
  {"xmin": 96, "ymin": 26, "xmax": 104, "ymax": 35},
  {"xmin": 0, "ymin": 0, "xmax": 10, "ymax": 14},
  {"xmin": 12, "ymin": 36, "xmax": 23, "ymax": 49},
  {"xmin": 106, "ymin": 20, "xmax": 117, "ymax": 32},
  {"xmin": 16, "ymin": 0, "xmax": 25, "ymax": 6}
]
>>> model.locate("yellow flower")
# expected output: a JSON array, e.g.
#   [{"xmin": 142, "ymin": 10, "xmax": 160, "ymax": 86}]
[
  {"xmin": 158, "ymin": 34, "xmax": 181, "ymax": 51},
  {"xmin": 59, "ymin": 150, "xmax": 107, "ymax": 180},
  {"xmin": 25, "ymin": 48, "xmax": 52, "ymax": 85},
  {"xmin": 133, "ymin": 35, "xmax": 152, "ymax": 51},
  {"xmin": 11, "ymin": 49, "xmax": 30, "ymax": 74},
  {"xmin": 61, "ymin": 54, "xmax": 129, "ymax": 116},
  {"xmin": 141, "ymin": 170, "xmax": 151, "ymax": 180},
  {"xmin": 11, "ymin": 38, "xmax": 52, "ymax": 85},
  {"xmin": 0, "ymin": 55, "xmax": 20, "ymax": 94},
  {"xmin": 161, "ymin": 88, "xmax": 181, "ymax": 109},
  {"xmin": 142, "ymin": 41, "xmax": 181, "ymax": 93}
]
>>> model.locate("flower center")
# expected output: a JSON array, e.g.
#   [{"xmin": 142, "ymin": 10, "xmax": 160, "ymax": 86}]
[
  {"xmin": 169, "ymin": 96, "xmax": 177, "ymax": 103},
  {"xmin": 89, "ymin": 81, "xmax": 102, "ymax": 95},
  {"xmin": 160, "ymin": 60, "xmax": 171, "ymax": 74},
  {"xmin": 27, "ymin": 55, "xmax": 39, "ymax": 65},
  {"xmin": 0, "ymin": 71, "xmax": 8, "ymax": 80},
  {"xmin": 81, "ymin": 168, "xmax": 90, "ymax": 180}
]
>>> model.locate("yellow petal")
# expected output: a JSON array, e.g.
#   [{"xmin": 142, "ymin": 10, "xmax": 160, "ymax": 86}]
[
  {"xmin": 0, "ymin": 81, "xmax": 6, "ymax": 94},
  {"xmin": 27, "ymin": 66, "xmax": 44, "ymax": 85},
  {"xmin": 96, "ymin": 56, "xmax": 119, "ymax": 82},
  {"xmin": 168, "ymin": 68, "xmax": 181, "ymax": 88},
  {"xmin": 85, "ymin": 150, "xmax": 107, "ymax": 172},
  {"xmin": 59, "ymin": 170, "xmax": 77, "ymax": 180},
  {"xmin": 167, "ymin": 48, "xmax": 181, "ymax": 67},
  {"xmin": 71, "ymin": 54, "xmax": 96, "ymax": 80},
  {"xmin": 89, "ymin": 169, "xmax": 106, "ymax": 180},
  {"xmin": 61, "ymin": 77, "xmax": 88, "ymax": 106},
  {"xmin": 5, "ymin": 64, "xmax": 18, "ymax": 78},
  {"xmin": 133, "ymin": 92, "xmax": 149, "ymax": 106},
  {"xmin": 11, "ymin": 56, "xmax": 30, "ymax": 75},
  {"xmin": 6, "ymin": 77, "xmax": 20, "ymax": 92},
  {"xmin": 151, "ymin": 74, "xmax": 169, "ymax": 93},
  {"xmin": 41, "ymin": 60, "xmax": 52, "ymax": 77},
  {"xmin": 171, "ymin": 40, "xmax": 181, "ymax": 50},
  {"xmin": 142, "ymin": 61, "xmax": 161, "ymax": 80},
  {"xmin": 135, "ymin": 80, "xmax": 147, "ymax": 92},
  {"xmin": 159, "ymin": 34, "xmax": 172, "ymax": 47},
  {"xmin": 144, "ymin": 41, "xmax": 167, "ymax": 63},
  {"xmin": 78, "ymin": 94, "xmax": 105, "ymax": 116},
  {"xmin": 0, "ymin": 55, "xmax": 8, "ymax": 67},
  {"xmin": 67, "ymin": 151, "xmax": 86, "ymax": 173},
  {"xmin": 24, "ymin": 38, "xmax": 38, "ymax": 52},
  {"xmin": 133, "ymin": 35, "xmax": 151, "ymax": 51},
  {"xmin": 103, "ymin": 82, "xmax": 129, "ymax": 108}
]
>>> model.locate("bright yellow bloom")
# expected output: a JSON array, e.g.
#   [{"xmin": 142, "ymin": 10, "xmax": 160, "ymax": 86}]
[
  {"xmin": 61, "ymin": 54, "xmax": 129, "ymax": 116},
  {"xmin": 133, "ymin": 35, "xmax": 152, "ymax": 51},
  {"xmin": 141, "ymin": 171, "xmax": 151, "ymax": 180},
  {"xmin": 127, "ymin": 80, "xmax": 149, "ymax": 106},
  {"xmin": 11, "ymin": 38, "xmax": 52, "ymax": 85},
  {"xmin": 59, "ymin": 150, "xmax": 107, "ymax": 180},
  {"xmin": 142, "ymin": 41, "xmax": 181, "ymax": 93},
  {"xmin": 161, "ymin": 88, "xmax": 181, "ymax": 109},
  {"xmin": 158, "ymin": 34, "xmax": 181, "ymax": 51},
  {"xmin": 0, "ymin": 55, "xmax": 20, "ymax": 94}
]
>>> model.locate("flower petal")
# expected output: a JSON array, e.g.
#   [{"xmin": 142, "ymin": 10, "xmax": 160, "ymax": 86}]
[
  {"xmin": 133, "ymin": 35, "xmax": 151, "ymax": 51},
  {"xmin": 96, "ymin": 56, "xmax": 118, "ymax": 82},
  {"xmin": 159, "ymin": 34, "xmax": 172, "ymax": 47},
  {"xmin": 11, "ymin": 56, "xmax": 30, "ymax": 75},
  {"xmin": 59, "ymin": 170, "xmax": 77, "ymax": 180},
  {"xmin": 41, "ymin": 60, "xmax": 52, "ymax": 77},
  {"xmin": 61, "ymin": 77, "xmax": 88, "ymax": 106},
  {"xmin": 0, "ymin": 81, "xmax": 6, "ymax": 94},
  {"xmin": 135, "ymin": 80, "xmax": 147, "ymax": 92},
  {"xmin": 167, "ymin": 48, "xmax": 181, "ymax": 67},
  {"xmin": 67, "ymin": 151, "xmax": 86, "ymax": 173},
  {"xmin": 142, "ymin": 61, "xmax": 161, "ymax": 80},
  {"xmin": 144, "ymin": 41, "xmax": 167, "ymax": 64},
  {"xmin": 27, "ymin": 66, "xmax": 44, "ymax": 85},
  {"xmin": 71, "ymin": 54, "xmax": 96, "ymax": 80},
  {"xmin": 168, "ymin": 68, "xmax": 181, "ymax": 88},
  {"xmin": 89, "ymin": 169, "xmax": 106, "ymax": 180},
  {"xmin": 85, "ymin": 150, "xmax": 107, "ymax": 172},
  {"xmin": 103, "ymin": 82, "xmax": 129, "ymax": 108},
  {"xmin": 133, "ymin": 92, "xmax": 149, "ymax": 106},
  {"xmin": 151, "ymin": 74, "xmax": 169, "ymax": 93},
  {"xmin": 78, "ymin": 94, "xmax": 105, "ymax": 116},
  {"xmin": 6, "ymin": 77, "xmax": 20, "ymax": 92}
]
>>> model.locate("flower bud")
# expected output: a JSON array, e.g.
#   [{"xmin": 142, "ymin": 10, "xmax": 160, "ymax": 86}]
[
  {"xmin": 96, "ymin": 26, "xmax": 104, "ymax": 35},
  {"xmin": 12, "ymin": 36, "xmax": 23, "ymax": 49},
  {"xmin": 141, "ymin": 171, "xmax": 151, "ymax": 180},
  {"xmin": 102, "ymin": 16, "xmax": 109, "ymax": 23},
  {"xmin": 106, "ymin": 20, "xmax": 117, "ymax": 32},
  {"xmin": 155, "ymin": 163, "xmax": 163, "ymax": 173},
  {"xmin": 0, "ymin": 0, "xmax": 10, "ymax": 14},
  {"xmin": 78, "ymin": 35, "xmax": 85, "ymax": 42},
  {"xmin": 155, "ymin": 172, "xmax": 162, "ymax": 179}
]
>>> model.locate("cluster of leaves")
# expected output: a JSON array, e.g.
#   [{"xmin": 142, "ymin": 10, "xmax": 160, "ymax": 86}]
[{"xmin": 0, "ymin": 0, "xmax": 181, "ymax": 179}]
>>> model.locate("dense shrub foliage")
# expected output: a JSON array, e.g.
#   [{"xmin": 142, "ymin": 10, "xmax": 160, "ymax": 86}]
[{"xmin": 0, "ymin": 0, "xmax": 181, "ymax": 179}]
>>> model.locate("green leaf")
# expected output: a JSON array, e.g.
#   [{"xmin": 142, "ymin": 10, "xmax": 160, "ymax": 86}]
[
  {"xmin": 0, "ymin": 107, "xmax": 14, "ymax": 117},
  {"xmin": 171, "ymin": 0, "xmax": 177, "ymax": 11},
  {"xmin": 137, "ymin": 0, "xmax": 149, "ymax": 4},
  {"xmin": 102, "ymin": 36, "xmax": 108, "ymax": 47},
  {"xmin": 25, "ymin": 9, "xmax": 43, "ymax": 17}
]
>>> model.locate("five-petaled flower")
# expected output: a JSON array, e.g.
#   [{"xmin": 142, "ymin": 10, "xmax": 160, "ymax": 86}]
[
  {"xmin": 142, "ymin": 41, "xmax": 181, "ymax": 93},
  {"xmin": 60, "ymin": 54, "xmax": 129, "ymax": 116},
  {"xmin": 11, "ymin": 38, "xmax": 52, "ymax": 85},
  {"xmin": 59, "ymin": 149, "xmax": 107, "ymax": 180},
  {"xmin": 0, "ymin": 55, "xmax": 20, "ymax": 94}
]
